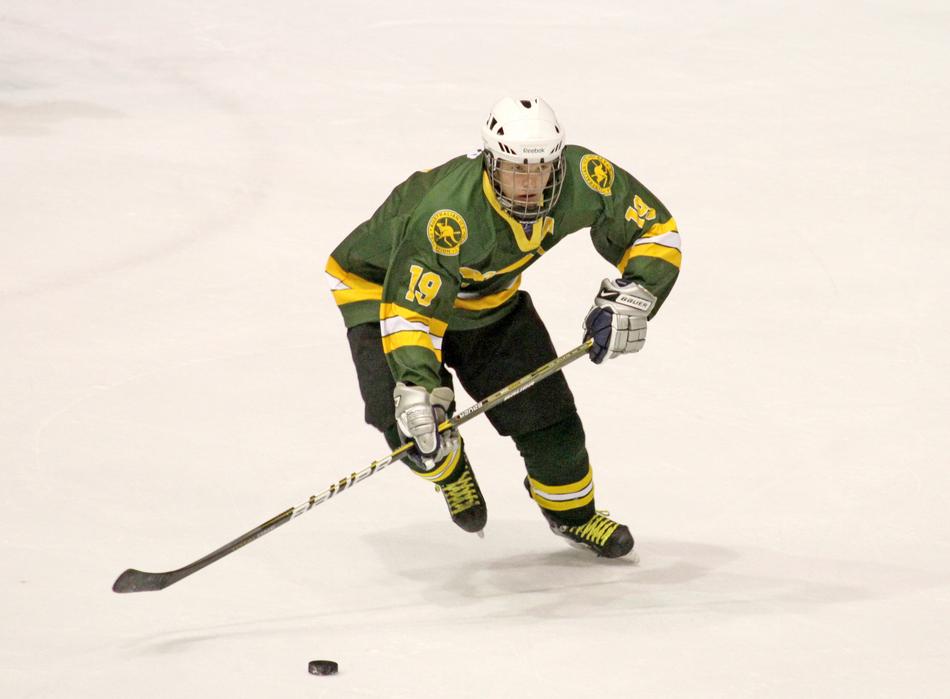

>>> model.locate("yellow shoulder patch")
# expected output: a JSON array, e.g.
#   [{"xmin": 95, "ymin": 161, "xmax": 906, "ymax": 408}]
[
  {"xmin": 579, "ymin": 154, "xmax": 615, "ymax": 196},
  {"xmin": 426, "ymin": 209, "xmax": 468, "ymax": 256}
]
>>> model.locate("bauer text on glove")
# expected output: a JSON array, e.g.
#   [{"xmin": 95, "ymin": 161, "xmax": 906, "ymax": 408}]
[{"xmin": 582, "ymin": 278, "xmax": 657, "ymax": 364}]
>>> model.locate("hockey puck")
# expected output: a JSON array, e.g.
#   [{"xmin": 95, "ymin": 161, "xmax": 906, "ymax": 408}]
[{"xmin": 308, "ymin": 660, "xmax": 338, "ymax": 676}]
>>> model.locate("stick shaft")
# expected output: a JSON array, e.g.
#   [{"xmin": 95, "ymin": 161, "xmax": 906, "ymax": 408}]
[{"xmin": 112, "ymin": 339, "xmax": 593, "ymax": 593}]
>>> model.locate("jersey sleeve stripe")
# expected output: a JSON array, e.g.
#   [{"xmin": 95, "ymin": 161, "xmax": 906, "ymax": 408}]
[
  {"xmin": 380, "ymin": 302, "xmax": 447, "ymax": 358},
  {"xmin": 326, "ymin": 256, "xmax": 383, "ymax": 305},
  {"xmin": 381, "ymin": 331, "xmax": 443, "ymax": 362},
  {"xmin": 616, "ymin": 219, "xmax": 682, "ymax": 272},
  {"xmin": 621, "ymin": 244, "xmax": 682, "ymax": 270},
  {"xmin": 641, "ymin": 219, "xmax": 679, "ymax": 239},
  {"xmin": 379, "ymin": 302, "xmax": 448, "ymax": 337},
  {"xmin": 635, "ymin": 230, "xmax": 681, "ymax": 249},
  {"xmin": 380, "ymin": 317, "xmax": 445, "ymax": 349}
]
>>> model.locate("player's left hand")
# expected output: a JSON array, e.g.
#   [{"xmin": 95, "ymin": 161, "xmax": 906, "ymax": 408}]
[{"xmin": 583, "ymin": 278, "xmax": 657, "ymax": 364}]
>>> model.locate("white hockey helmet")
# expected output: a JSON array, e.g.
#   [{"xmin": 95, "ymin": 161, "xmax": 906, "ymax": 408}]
[{"xmin": 481, "ymin": 97, "xmax": 566, "ymax": 221}]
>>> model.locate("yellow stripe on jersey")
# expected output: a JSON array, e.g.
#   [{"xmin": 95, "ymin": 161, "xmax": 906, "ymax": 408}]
[
  {"xmin": 616, "ymin": 219, "xmax": 681, "ymax": 272},
  {"xmin": 380, "ymin": 330, "xmax": 442, "ymax": 362},
  {"xmin": 379, "ymin": 302, "xmax": 446, "ymax": 362},
  {"xmin": 460, "ymin": 253, "xmax": 534, "ymax": 283},
  {"xmin": 326, "ymin": 256, "xmax": 383, "ymax": 305},
  {"xmin": 620, "ymin": 243, "xmax": 682, "ymax": 270},
  {"xmin": 454, "ymin": 276, "xmax": 522, "ymax": 311},
  {"xmin": 641, "ymin": 219, "xmax": 679, "ymax": 239},
  {"xmin": 379, "ymin": 302, "xmax": 448, "ymax": 338},
  {"xmin": 528, "ymin": 466, "xmax": 595, "ymax": 512}
]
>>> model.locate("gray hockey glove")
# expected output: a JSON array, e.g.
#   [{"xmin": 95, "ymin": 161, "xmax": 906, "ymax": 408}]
[
  {"xmin": 583, "ymin": 278, "xmax": 657, "ymax": 364},
  {"xmin": 393, "ymin": 382, "xmax": 459, "ymax": 470}
]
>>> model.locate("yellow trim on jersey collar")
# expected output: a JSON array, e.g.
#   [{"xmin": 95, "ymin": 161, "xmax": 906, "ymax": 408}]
[{"xmin": 481, "ymin": 171, "xmax": 552, "ymax": 252}]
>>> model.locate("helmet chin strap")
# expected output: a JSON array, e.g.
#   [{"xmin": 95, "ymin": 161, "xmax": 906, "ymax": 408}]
[{"xmin": 505, "ymin": 198, "xmax": 544, "ymax": 223}]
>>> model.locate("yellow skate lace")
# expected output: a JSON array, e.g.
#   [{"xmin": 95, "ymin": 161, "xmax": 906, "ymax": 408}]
[
  {"xmin": 438, "ymin": 469, "xmax": 481, "ymax": 515},
  {"xmin": 566, "ymin": 511, "xmax": 620, "ymax": 547}
]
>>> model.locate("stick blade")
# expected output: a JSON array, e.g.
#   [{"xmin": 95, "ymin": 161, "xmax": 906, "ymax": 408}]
[{"xmin": 112, "ymin": 568, "xmax": 171, "ymax": 593}]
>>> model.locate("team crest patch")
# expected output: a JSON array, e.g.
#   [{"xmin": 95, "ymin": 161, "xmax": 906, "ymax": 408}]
[
  {"xmin": 427, "ymin": 210, "xmax": 468, "ymax": 256},
  {"xmin": 580, "ymin": 154, "xmax": 614, "ymax": 196}
]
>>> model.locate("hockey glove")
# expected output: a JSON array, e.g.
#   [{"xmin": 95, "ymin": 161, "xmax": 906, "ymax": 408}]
[
  {"xmin": 393, "ymin": 382, "xmax": 460, "ymax": 470},
  {"xmin": 583, "ymin": 278, "xmax": 657, "ymax": 364}
]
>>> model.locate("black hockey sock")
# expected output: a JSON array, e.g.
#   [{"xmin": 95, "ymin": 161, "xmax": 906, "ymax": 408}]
[{"xmin": 513, "ymin": 412, "xmax": 595, "ymax": 525}]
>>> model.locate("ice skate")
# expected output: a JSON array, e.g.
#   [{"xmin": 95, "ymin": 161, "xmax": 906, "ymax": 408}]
[
  {"xmin": 525, "ymin": 476, "xmax": 635, "ymax": 558},
  {"xmin": 435, "ymin": 456, "xmax": 487, "ymax": 534},
  {"xmin": 543, "ymin": 511, "xmax": 634, "ymax": 559}
]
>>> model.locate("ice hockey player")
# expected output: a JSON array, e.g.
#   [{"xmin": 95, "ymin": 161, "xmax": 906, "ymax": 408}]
[{"xmin": 326, "ymin": 97, "xmax": 680, "ymax": 558}]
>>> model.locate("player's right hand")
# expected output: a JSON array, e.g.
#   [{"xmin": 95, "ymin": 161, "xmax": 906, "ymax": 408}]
[{"xmin": 393, "ymin": 382, "xmax": 459, "ymax": 470}]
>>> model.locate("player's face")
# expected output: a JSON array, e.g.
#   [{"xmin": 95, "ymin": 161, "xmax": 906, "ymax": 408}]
[{"xmin": 494, "ymin": 161, "xmax": 554, "ymax": 206}]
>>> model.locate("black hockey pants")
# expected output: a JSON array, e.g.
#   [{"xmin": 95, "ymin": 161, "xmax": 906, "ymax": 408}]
[{"xmin": 345, "ymin": 291, "xmax": 596, "ymax": 525}]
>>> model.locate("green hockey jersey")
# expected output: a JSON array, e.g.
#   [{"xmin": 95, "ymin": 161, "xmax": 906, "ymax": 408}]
[{"xmin": 326, "ymin": 144, "xmax": 681, "ymax": 390}]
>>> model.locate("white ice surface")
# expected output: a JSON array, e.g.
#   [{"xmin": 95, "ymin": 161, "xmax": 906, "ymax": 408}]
[{"xmin": 2, "ymin": 1, "xmax": 949, "ymax": 697}]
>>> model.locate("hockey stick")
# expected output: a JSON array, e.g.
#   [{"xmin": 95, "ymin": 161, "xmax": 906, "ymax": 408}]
[{"xmin": 112, "ymin": 338, "xmax": 595, "ymax": 593}]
